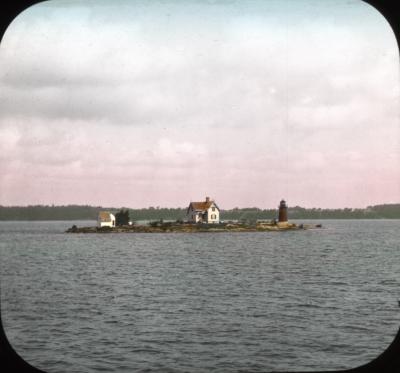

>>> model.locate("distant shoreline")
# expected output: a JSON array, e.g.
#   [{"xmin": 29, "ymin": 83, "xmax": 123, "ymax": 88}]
[
  {"xmin": 0, "ymin": 217, "xmax": 400, "ymax": 222},
  {"xmin": 1, "ymin": 204, "xmax": 399, "ymax": 220}
]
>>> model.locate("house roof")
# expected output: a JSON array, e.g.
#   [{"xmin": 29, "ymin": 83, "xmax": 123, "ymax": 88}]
[
  {"xmin": 188, "ymin": 201, "xmax": 220, "ymax": 212},
  {"xmin": 98, "ymin": 211, "xmax": 114, "ymax": 222}
]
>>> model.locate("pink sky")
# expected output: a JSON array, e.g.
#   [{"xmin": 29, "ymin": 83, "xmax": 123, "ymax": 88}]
[{"xmin": 0, "ymin": 0, "xmax": 399, "ymax": 209}]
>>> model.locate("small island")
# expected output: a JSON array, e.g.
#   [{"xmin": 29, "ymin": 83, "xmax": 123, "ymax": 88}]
[{"xmin": 66, "ymin": 198, "xmax": 322, "ymax": 233}]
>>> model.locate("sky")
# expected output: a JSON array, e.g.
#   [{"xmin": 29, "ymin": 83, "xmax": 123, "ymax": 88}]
[{"xmin": 0, "ymin": 0, "xmax": 399, "ymax": 209}]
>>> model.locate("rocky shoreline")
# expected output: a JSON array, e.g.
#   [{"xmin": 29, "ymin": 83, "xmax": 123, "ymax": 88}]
[{"xmin": 66, "ymin": 221, "xmax": 322, "ymax": 233}]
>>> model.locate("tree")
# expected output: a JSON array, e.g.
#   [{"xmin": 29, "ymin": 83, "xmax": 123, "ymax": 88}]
[{"xmin": 115, "ymin": 209, "xmax": 130, "ymax": 226}]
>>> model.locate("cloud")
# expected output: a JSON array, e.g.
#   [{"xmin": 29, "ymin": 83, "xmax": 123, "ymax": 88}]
[{"xmin": 0, "ymin": 0, "xmax": 398, "ymax": 208}]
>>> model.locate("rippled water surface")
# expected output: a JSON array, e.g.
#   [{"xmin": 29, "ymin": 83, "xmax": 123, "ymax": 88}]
[{"xmin": 1, "ymin": 220, "xmax": 400, "ymax": 372}]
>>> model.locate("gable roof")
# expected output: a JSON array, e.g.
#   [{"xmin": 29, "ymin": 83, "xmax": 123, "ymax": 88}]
[
  {"xmin": 188, "ymin": 201, "xmax": 220, "ymax": 212},
  {"xmin": 98, "ymin": 211, "xmax": 114, "ymax": 222}
]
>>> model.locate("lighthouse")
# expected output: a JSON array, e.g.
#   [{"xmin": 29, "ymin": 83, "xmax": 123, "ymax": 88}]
[{"xmin": 278, "ymin": 199, "xmax": 288, "ymax": 226}]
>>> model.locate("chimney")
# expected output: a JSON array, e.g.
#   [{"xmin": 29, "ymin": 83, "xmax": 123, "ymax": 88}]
[{"xmin": 205, "ymin": 196, "xmax": 210, "ymax": 203}]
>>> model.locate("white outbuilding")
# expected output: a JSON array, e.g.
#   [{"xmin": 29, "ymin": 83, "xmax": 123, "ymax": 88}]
[
  {"xmin": 186, "ymin": 197, "xmax": 220, "ymax": 224},
  {"xmin": 97, "ymin": 211, "xmax": 116, "ymax": 228}
]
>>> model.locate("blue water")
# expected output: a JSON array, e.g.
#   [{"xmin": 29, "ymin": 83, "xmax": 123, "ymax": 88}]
[{"xmin": 1, "ymin": 220, "xmax": 400, "ymax": 372}]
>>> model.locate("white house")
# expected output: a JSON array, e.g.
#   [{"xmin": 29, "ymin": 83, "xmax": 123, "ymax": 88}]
[
  {"xmin": 97, "ymin": 211, "xmax": 116, "ymax": 228},
  {"xmin": 186, "ymin": 197, "xmax": 220, "ymax": 224}
]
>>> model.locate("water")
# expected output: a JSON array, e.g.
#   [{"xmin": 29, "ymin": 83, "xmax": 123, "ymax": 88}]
[{"xmin": 1, "ymin": 220, "xmax": 400, "ymax": 372}]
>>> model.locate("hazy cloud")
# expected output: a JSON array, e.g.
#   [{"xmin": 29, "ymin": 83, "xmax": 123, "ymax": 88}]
[{"xmin": 0, "ymin": 0, "xmax": 398, "ymax": 208}]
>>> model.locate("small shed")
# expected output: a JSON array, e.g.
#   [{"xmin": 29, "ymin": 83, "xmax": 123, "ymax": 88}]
[{"xmin": 97, "ymin": 211, "xmax": 116, "ymax": 228}]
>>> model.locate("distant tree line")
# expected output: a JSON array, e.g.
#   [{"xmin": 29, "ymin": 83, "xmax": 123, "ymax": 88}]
[
  {"xmin": 127, "ymin": 207, "xmax": 187, "ymax": 221},
  {"xmin": 288, "ymin": 204, "xmax": 400, "ymax": 219},
  {"xmin": 221, "ymin": 205, "xmax": 400, "ymax": 220},
  {"xmin": 0, "ymin": 205, "xmax": 103, "ymax": 220},
  {"xmin": 0, "ymin": 204, "xmax": 399, "ymax": 221}
]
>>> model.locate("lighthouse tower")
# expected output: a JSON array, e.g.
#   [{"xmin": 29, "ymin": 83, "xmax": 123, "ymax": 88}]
[{"xmin": 278, "ymin": 199, "xmax": 288, "ymax": 226}]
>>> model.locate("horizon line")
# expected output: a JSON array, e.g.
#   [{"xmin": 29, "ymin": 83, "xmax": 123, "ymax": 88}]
[{"xmin": 1, "ymin": 203, "xmax": 399, "ymax": 210}]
